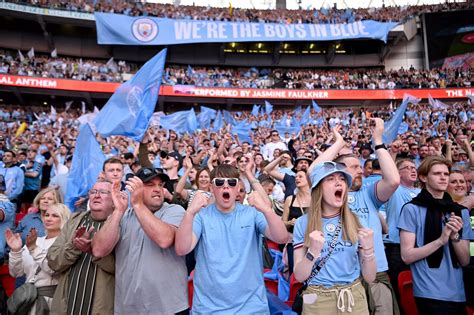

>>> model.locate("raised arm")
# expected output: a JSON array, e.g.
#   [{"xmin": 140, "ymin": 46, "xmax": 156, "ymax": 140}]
[
  {"xmin": 175, "ymin": 192, "xmax": 209, "ymax": 256},
  {"xmin": 308, "ymin": 126, "xmax": 345, "ymax": 174},
  {"xmin": 243, "ymin": 155, "xmax": 272, "ymax": 209},
  {"xmin": 174, "ymin": 157, "xmax": 192, "ymax": 201},
  {"xmin": 248, "ymin": 192, "xmax": 288, "ymax": 244},
  {"xmin": 371, "ymin": 118, "xmax": 400, "ymax": 202},
  {"xmin": 92, "ymin": 184, "xmax": 128, "ymax": 258},
  {"xmin": 263, "ymin": 155, "xmax": 285, "ymax": 182},
  {"xmin": 127, "ymin": 177, "xmax": 177, "ymax": 249}
]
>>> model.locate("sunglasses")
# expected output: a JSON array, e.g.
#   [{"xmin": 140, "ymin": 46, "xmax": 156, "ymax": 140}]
[
  {"xmin": 212, "ymin": 178, "xmax": 239, "ymax": 187},
  {"xmin": 321, "ymin": 161, "xmax": 347, "ymax": 171}
]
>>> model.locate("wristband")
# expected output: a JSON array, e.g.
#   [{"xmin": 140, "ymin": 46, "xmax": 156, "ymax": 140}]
[
  {"xmin": 250, "ymin": 179, "xmax": 260, "ymax": 185},
  {"xmin": 374, "ymin": 144, "xmax": 387, "ymax": 150}
]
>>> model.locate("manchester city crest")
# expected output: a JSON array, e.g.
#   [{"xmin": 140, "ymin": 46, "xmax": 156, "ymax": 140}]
[
  {"xmin": 132, "ymin": 18, "xmax": 159, "ymax": 42},
  {"xmin": 348, "ymin": 195, "xmax": 355, "ymax": 204}
]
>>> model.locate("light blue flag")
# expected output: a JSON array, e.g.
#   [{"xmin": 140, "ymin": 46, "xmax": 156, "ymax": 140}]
[
  {"xmin": 428, "ymin": 94, "xmax": 448, "ymax": 110},
  {"xmin": 294, "ymin": 106, "xmax": 302, "ymax": 116},
  {"xmin": 251, "ymin": 104, "xmax": 260, "ymax": 116},
  {"xmin": 198, "ymin": 106, "xmax": 216, "ymax": 129},
  {"xmin": 64, "ymin": 123, "xmax": 106, "ymax": 211},
  {"xmin": 383, "ymin": 94, "xmax": 420, "ymax": 144},
  {"xmin": 232, "ymin": 121, "xmax": 253, "ymax": 144},
  {"xmin": 94, "ymin": 49, "xmax": 167, "ymax": 141},
  {"xmin": 265, "ymin": 101, "xmax": 273, "ymax": 115},
  {"xmin": 160, "ymin": 110, "xmax": 189, "ymax": 134},
  {"xmin": 212, "ymin": 110, "xmax": 223, "ymax": 132},
  {"xmin": 312, "ymin": 100, "xmax": 322, "ymax": 113},
  {"xmin": 299, "ymin": 106, "xmax": 311, "ymax": 125},
  {"xmin": 223, "ymin": 110, "xmax": 237, "ymax": 126},
  {"xmin": 187, "ymin": 108, "xmax": 199, "ymax": 133}
]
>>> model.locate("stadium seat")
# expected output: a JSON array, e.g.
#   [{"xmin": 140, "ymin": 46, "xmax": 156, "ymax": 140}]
[
  {"xmin": 0, "ymin": 265, "xmax": 15, "ymax": 297},
  {"xmin": 188, "ymin": 270, "xmax": 194, "ymax": 309},
  {"xmin": 266, "ymin": 239, "xmax": 280, "ymax": 251},
  {"xmin": 15, "ymin": 213, "xmax": 26, "ymax": 226},
  {"xmin": 467, "ymin": 307, "xmax": 473, "ymax": 315},
  {"xmin": 286, "ymin": 273, "xmax": 303, "ymax": 307},
  {"xmin": 398, "ymin": 270, "xmax": 418, "ymax": 315}
]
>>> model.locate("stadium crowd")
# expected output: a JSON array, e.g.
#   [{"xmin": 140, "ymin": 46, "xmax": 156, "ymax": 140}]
[
  {"xmin": 0, "ymin": 98, "xmax": 473, "ymax": 314},
  {"xmin": 1, "ymin": 50, "xmax": 472, "ymax": 89},
  {"xmin": 0, "ymin": 95, "xmax": 473, "ymax": 314},
  {"xmin": 9, "ymin": 0, "xmax": 474, "ymax": 23}
]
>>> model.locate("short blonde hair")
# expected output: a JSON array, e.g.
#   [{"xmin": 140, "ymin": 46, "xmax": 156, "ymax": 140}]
[
  {"xmin": 33, "ymin": 187, "xmax": 64, "ymax": 211},
  {"xmin": 47, "ymin": 203, "xmax": 71, "ymax": 229}
]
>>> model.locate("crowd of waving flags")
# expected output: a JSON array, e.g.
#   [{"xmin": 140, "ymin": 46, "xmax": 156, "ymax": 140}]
[{"xmin": 64, "ymin": 46, "xmax": 456, "ymax": 210}]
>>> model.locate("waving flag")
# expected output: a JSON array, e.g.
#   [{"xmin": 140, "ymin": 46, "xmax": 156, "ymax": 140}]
[
  {"xmin": 94, "ymin": 49, "xmax": 167, "ymax": 141},
  {"xmin": 65, "ymin": 123, "xmax": 106, "ymax": 211},
  {"xmin": 428, "ymin": 94, "xmax": 448, "ymax": 110},
  {"xmin": 223, "ymin": 110, "xmax": 237, "ymax": 126},
  {"xmin": 299, "ymin": 106, "xmax": 311, "ymax": 125},
  {"xmin": 160, "ymin": 110, "xmax": 190, "ymax": 134},
  {"xmin": 312, "ymin": 100, "xmax": 322, "ymax": 112},
  {"xmin": 187, "ymin": 108, "xmax": 199, "ymax": 133},
  {"xmin": 251, "ymin": 104, "xmax": 261, "ymax": 116},
  {"xmin": 383, "ymin": 94, "xmax": 420, "ymax": 143},
  {"xmin": 212, "ymin": 110, "xmax": 223, "ymax": 132},
  {"xmin": 265, "ymin": 101, "xmax": 273, "ymax": 115},
  {"xmin": 198, "ymin": 106, "xmax": 217, "ymax": 129}
]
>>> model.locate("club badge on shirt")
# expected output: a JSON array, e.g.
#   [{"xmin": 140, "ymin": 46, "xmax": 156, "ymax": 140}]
[{"xmin": 325, "ymin": 223, "xmax": 336, "ymax": 233}]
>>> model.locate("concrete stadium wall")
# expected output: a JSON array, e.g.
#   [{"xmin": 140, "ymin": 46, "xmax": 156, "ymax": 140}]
[{"xmin": 384, "ymin": 34, "xmax": 425, "ymax": 71}]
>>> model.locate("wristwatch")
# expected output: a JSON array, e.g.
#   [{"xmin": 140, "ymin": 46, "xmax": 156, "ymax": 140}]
[
  {"xmin": 452, "ymin": 233, "xmax": 461, "ymax": 242},
  {"xmin": 374, "ymin": 144, "xmax": 387, "ymax": 150},
  {"xmin": 305, "ymin": 250, "xmax": 316, "ymax": 262}
]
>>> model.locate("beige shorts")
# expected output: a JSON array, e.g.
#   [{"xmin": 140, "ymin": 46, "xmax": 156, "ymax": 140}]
[{"xmin": 302, "ymin": 279, "xmax": 369, "ymax": 315}]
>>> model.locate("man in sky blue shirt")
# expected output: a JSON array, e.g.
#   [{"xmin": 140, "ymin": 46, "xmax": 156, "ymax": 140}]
[
  {"xmin": 0, "ymin": 150, "xmax": 24, "ymax": 203},
  {"xmin": 383, "ymin": 158, "xmax": 420, "ymax": 308},
  {"xmin": 175, "ymin": 164, "xmax": 288, "ymax": 314}
]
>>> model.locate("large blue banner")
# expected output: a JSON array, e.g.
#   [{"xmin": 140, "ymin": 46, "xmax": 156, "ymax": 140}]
[{"xmin": 95, "ymin": 13, "xmax": 398, "ymax": 45}]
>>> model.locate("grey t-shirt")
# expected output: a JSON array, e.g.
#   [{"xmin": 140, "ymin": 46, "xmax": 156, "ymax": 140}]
[{"xmin": 114, "ymin": 203, "xmax": 188, "ymax": 314}]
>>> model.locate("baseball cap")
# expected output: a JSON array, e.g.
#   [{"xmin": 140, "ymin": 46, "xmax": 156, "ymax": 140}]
[
  {"xmin": 135, "ymin": 167, "xmax": 170, "ymax": 183},
  {"xmin": 160, "ymin": 151, "xmax": 183, "ymax": 169},
  {"xmin": 309, "ymin": 161, "xmax": 352, "ymax": 190}
]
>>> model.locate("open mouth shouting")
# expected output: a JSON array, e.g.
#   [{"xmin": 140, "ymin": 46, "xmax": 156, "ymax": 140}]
[
  {"xmin": 334, "ymin": 188, "xmax": 344, "ymax": 202},
  {"xmin": 222, "ymin": 191, "xmax": 231, "ymax": 201}
]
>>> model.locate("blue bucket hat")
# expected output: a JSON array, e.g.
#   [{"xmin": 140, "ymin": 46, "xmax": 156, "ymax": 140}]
[{"xmin": 309, "ymin": 161, "xmax": 352, "ymax": 190}]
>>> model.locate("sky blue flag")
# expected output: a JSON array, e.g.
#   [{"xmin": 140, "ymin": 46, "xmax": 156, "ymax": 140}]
[
  {"xmin": 383, "ymin": 94, "xmax": 420, "ymax": 144},
  {"xmin": 312, "ymin": 100, "xmax": 322, "ymax": 113},
  {"xmin": 212, "ymin": 110, "xmax": 223, "ymax": 132},
  {"xmin": 160, "ymin": 110, "xmax": 190, "ymax": 134},
  {"xmin": 428, "ymin": 94, "xmax": 448, "ymax": 110},
  {"xmin": 198, "ymin": 106, "xmax": 216, "ymax": 129},
  {"xmin": 265, "ymin": 101, "xmax": 273, "ymax": 115},
  {"xmin": 294, "ymin": 105, "xmax": 302, "ymax": 116},
  {"xmin": 232, "ymin": 120, "xmax": 253, "ymax": 144},
  {"xmin": 251, "ymin": 104, "xmax": 260, "ymax": 116},
  {"xmin": 223, "ymin": 110, "xmax": 237, "ymax": 126},
  {"xmin": 299, "ymin": 106, "xmax": 311, "ymax": 125},
  {"xmin": 94, "ymin": 49, "xmax": 167, "ymax": 141},
  {"xmin": 64, "ymin": 123, "xmax": 106, "ymax": 211},
  {"xmin": 187, "ymin": 108, "xmax": 199, "ymax": 133}
]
